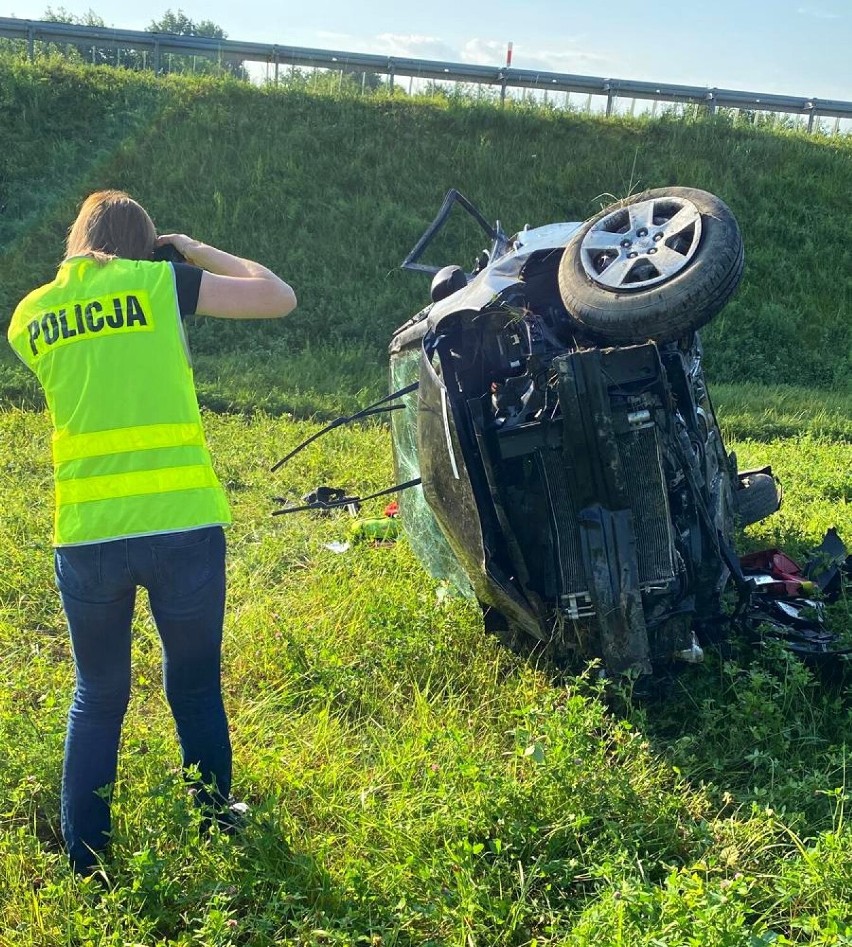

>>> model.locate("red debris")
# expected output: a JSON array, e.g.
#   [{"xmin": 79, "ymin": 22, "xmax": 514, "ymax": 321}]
[{"xmin": 740, "ymin": 549, "xmax": 817, "ymax": 597}]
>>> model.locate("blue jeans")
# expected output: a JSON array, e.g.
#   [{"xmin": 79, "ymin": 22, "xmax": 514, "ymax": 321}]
[{"xmin": 54, "ymin": 525, "xmax": 231, "ymax": 874}]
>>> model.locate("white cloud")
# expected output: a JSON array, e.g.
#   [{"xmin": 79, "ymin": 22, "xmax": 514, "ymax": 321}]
[
  {"xmin": 519, "ymin": 47, "xmax": 612, "ymax": 75},
  {"xmin": 796, "ymin": 6, "xmax": 842, "ymax": 18},
  {"xmin": 457, "ymin": 37, "xmax": 611, "ymax": 74},
  {"xmin": 312, "ymin": 30, "xmax": 455, "ymax": 60},
  {"xmin": 459, "ymin": 38, "xmax": 507, "ymax": 66},
  {"xmin": 311, "ymin": 30, "xmax": 613, "ymax": 76},
  {"xmin": 371, "ymin": 32, "xmax": 458, "ymax": 61}
]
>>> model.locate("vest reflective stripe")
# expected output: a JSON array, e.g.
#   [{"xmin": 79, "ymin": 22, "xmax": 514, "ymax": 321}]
[
  {"xmin": 55, "ymin": 464, "xmax": 221, "ymax": 505},
  {"xmin": 52, "ymin": 421, "xmax": 206, "ymax": 464},
  {"xmin": 57, "ymin": 445, "xmax": 212, "ymax": 483}
]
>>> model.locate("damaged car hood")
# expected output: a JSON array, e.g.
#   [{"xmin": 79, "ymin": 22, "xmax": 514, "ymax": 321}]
[{"xmin": 425, "ymin": 222, "xmax": 582, "ymax": 329}]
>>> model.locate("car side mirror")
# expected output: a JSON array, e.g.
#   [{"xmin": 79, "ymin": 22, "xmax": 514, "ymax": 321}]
[{"xmin": 430, "ymin": 265, "xmax": 468, "ymax": 303}]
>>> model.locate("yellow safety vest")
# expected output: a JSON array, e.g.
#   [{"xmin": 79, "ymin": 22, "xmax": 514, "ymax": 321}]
[{"xmin": 7, "ymin": 256, "xmax": 231, "ymax": 545}]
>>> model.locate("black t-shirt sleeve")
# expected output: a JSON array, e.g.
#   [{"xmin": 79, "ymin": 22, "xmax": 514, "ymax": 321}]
[{"xmin": 171, "ymin": 262, "xmax": 203, "ymax": 318}]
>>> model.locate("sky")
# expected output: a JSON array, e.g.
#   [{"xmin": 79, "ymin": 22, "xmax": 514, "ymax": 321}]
[{"xmin": 3, "ymin": 0, "xmax": 851, "ymax": 103}]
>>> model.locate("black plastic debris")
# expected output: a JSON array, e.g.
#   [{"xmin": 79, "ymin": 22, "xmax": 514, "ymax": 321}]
[
  {"xmin": 803, "ymin": 527, "xmax": 850, "ymax": 601},
  {"xmin": 747, "ymin": 598, "xmax": 844, "ymax": 657},
  {"xmin": 271, "ymin": 479, "xmax": 421, "ymax": 517},
  {"xmin": 271, "ymin": 485, "xmax": 361, "ymax": 516},
  {"xmin": 738, "ymin": 529, "xmax": 850, "ymax": 665}
]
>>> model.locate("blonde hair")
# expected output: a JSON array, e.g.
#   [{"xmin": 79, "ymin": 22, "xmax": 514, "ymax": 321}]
[{"xmin": 65, "ymin": 190, "xmax": 157, "ymax": 262}]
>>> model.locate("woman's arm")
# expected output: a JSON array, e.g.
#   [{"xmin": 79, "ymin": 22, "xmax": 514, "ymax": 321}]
[{"xmin": 156, "ymin": 234, "xmax": 297, "ymax": 319}]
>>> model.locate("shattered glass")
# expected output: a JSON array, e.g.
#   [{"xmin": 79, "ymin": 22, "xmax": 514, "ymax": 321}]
[{"xmin": 389, "ymin": 349, "xmax": 474, "ymax": 598}]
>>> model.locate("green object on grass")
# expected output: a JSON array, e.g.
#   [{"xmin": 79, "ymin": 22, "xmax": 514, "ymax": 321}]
[{"xmin": 348, "ymin": 517, "xmax": 401, "ymax": 542}]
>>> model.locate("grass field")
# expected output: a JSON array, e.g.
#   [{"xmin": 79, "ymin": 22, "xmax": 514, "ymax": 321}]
[{"xmin": 0, "ymin": 56, "xmax": 850, "ymax": 945}]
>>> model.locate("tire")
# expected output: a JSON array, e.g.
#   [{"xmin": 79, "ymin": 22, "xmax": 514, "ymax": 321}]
[
  {"xmin": 736, "ymin": 472, "xmax": 781, "ymax": 526},
  {"xmin": 558, "ymin": 187, "xmax": 744, "ymax": 344}
]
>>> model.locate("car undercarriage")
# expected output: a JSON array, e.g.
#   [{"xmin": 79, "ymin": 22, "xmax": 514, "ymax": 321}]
[{"xmin": 388, "ymin": 188, "xmax": 781, "ymax": 675}]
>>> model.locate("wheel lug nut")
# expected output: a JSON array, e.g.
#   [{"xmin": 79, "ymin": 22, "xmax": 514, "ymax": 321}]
[
  {"xmin": 653, "ymin": 232, "xmax": 663, "ymax": 241},
  {"xmin": 627, "ymin": 251, "xmax": 638, "ymax": 259},
  {"xmin": 637, "ymin": 228, "xmax": 648, "ymax": 237},
  {"xmin": 620, "ymin": 239, "xmax": 632, "ymax": 248},
  {"xmin": 648, "ymin": 248, "xmax": 657, "ymax": 254}
]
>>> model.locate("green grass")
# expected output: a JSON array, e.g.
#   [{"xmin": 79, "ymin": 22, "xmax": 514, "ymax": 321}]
[
  {"xmin": 0, "ymin": 404, "xmax": 849, "ymax": 945},
  {"xmin": 0, "ymin": 57, "xmax": 850, "ymax": 945}
]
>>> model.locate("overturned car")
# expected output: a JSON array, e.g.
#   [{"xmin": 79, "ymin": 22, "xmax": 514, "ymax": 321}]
[{"xmin": 388, "ymin": 187, "xmax": 780, "ymax": 676}]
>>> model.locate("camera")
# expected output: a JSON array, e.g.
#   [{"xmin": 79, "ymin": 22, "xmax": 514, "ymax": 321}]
[{"xmin": 150, "ymin": 242, "xmax": 187, "ymax": 264}]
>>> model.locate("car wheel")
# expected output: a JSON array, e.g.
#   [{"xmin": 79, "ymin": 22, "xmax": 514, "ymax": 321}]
[
  {"xmin": 557, "ymin": 187, "xmax": 744, "ymax": 344},
  {"xmin": 736, "ymin": 472, "xmax": 781, "ymax": 526}
]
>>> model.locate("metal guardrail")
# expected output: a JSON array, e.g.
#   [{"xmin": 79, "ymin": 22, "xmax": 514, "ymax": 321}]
[{"xmin": 2, "ymin": 16, "xmax": 850, "ymax": 131}]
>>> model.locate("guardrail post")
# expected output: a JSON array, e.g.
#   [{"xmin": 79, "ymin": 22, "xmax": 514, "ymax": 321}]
[
  {"xmin": 705, "ymin": 91, "xmax": 716, "ymax": 117},
  {"xmin": 806, "ymin": 101, "xmax": 816, "ymax": 133},
  {"xmin": 604, "ymin": 82, "xmax": 614, "ymax": 116},
  {"xmin": 153, "ymin": 39, "xmax": 160, "ymax": 73},
  {"xmin": 27, "ymin": 26, "xmax": 34, "ymax": 60}
]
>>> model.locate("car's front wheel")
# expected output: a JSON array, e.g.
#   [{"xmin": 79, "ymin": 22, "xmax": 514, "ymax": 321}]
[
  {"xmin": 736, "ymin": 471, "xmax": 781, "ymax": 526},
  {"xmin": 558, "ymin": 187, "xmax": 744, "ymax": 344}
]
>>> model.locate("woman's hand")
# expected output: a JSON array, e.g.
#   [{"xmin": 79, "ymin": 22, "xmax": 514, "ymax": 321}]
[{"xmin": 156, "ymin": 233, "xmax": 201, "ymax": 263}]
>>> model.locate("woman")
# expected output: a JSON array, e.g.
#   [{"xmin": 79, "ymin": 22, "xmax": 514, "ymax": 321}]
[{"xmin": 7, "ymin": 190, "xmax": 296, "ymax": 875}]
